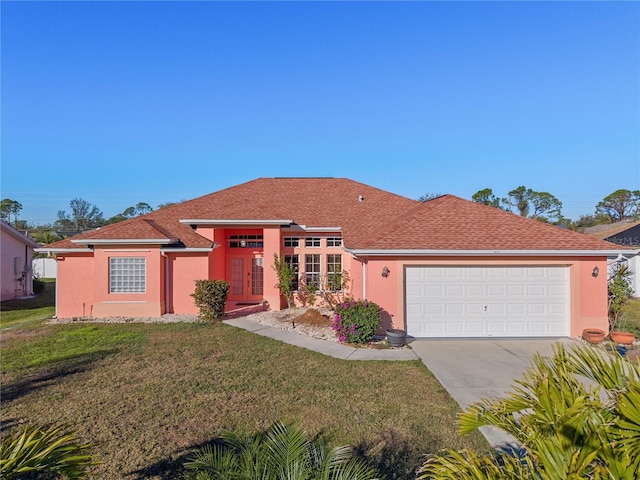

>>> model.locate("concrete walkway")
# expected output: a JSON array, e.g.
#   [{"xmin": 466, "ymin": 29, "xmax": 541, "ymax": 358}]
[
  {"xmin": 223, "ymin": 316, "xmax": 419, "ymax": 361},
  {"xmin": 223, "ymin": 315, "xmax": 574, "ymax": 449}
]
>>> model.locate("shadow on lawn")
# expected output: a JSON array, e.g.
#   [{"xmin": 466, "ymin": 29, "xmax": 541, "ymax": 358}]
[
  {"xmin": 1, "ymin": 353, "xmax": 110, "ymax": 403},
  {"xmin": 129, "ymin": 428, "xmax": 428, "ymax": 480}
]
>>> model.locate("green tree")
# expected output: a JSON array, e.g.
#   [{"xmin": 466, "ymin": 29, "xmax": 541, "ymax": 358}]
[
  {"xmin": 418, "ymin": 344, "xmax": 640, "ymax": 479},
  {"xmin": 471, "ymin": 188, "xmax": 504, "ymax": 209},
  {"xmin": 106, "ymin": 202, "xmax": 154, "ymax": 224},
  {"xmin": 528, "ymin": 190, "xmax": 562, "ymax": 222},
  {"xmin": 55, "ymin": 198, "xmax": 105, "ymax": 234},
  {"xmin": 273, "ymin": 253, "xmax": 297, "ymax": 308},
  {"xmin": 0, "ymin": 199, "xmax": 23, "ymax": 226},
  {"xmin": 596, "ymin": 189, "xmax": 640, "ymax": 221},
  {"xmin": 608, "ymin": 263, "xmax": 635, "ymax": 332},
  {"xmin": 506, "ymin": 186, "xmax": 530, "ymax": 216},
  {"xmin": 183, "ymin": 421, "xmax": 378, "ymax": 480},
  {"xmin": 31, "ymin": 230, "xmax": 60, "ymax": 245},
  {"xmin": 417, "ymin": 192, "xmax": 443, "ymax": 202}
]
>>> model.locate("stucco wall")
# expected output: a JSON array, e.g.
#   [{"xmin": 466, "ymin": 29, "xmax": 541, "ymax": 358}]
[
  {"xmin": 166, "ymin": 252, "xmax": 210, "ymax": 314},
  {"xmin": 56, "ymin": 253, "xmax": 95, "ymax": 317},
  {"xmin": 91, "ymin": 247, "xmax": 164, "ymax": 318}
]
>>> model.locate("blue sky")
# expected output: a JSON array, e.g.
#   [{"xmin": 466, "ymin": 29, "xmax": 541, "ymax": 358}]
[{"xmin": 2, "ymin": 1, "xmax": 639, "ymax": 225}]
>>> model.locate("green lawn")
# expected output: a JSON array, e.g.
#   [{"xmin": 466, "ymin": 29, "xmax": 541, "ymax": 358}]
[
  {"xmin": 0, "ymin": 278, "xmax": 56, "ymax": 328},
  {"xmin": 620, "ymin": 297, "xmax": 640, "ymax": 336},
  {"xmin": 0, "ymin": 287, "xmax": 487, "ymax": 479}
]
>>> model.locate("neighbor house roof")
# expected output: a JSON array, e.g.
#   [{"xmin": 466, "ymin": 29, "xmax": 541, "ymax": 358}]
[
  {"xmin": 1, "ymin": 221, "xmax": 39, "ymax": 249},
  {"xmin": 42, "ymin": 177, "xmax": 621, "ymax": 254},
  {"xmin": 584, "ymin": 219, "xmax": 640, "ymax": 241}
]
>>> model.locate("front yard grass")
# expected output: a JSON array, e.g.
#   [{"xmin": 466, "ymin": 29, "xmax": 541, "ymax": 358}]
[
  {"xmin": 0, "ymin": 278, "xmax": 56, "ymax": 328},
  {"xmin": 620, "ymin": 297, "xmax": 640, "ymax": 336},
  {"xmin": 1, "ymin": 299, "xmax": 487, "ymax": 479}
]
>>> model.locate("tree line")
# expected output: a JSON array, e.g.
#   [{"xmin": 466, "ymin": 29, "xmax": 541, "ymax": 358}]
[
  {"xmin": 0, "ymin": 198, "xmax": 182, "ymax": 244},
  {"xmin": 420, "ymin": 187, "xmax": 639, "ymax": 229}
]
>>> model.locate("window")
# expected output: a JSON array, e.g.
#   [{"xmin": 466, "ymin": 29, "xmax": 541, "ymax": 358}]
[
  {"xmin": 284, "ymin": 237, "xmax": 300, "ymax": 247},
  {"xmin": 305, "ymin": 237, "xmax": 321, "ymax": 248},
  {"xmin": 326, "ymin": 254, "xmax": 343, "ymax": 291},
  {"xmin": 109, "ymin": 257, "xmax": 146, "ymax": 293},
  {"xmin": 284, "ymin": 254, "xmax": 299, "ymax": 291},
  {"xmin": 305, "ymin": 254, "xmax": 321, "ymax": 289},
  {"xmin": 327, "ymin": 237, "xmax": 342, "ymax": 247},
  {"xmin": 229, "ymin": 235, "xmax": 263, "ymax": 248}
]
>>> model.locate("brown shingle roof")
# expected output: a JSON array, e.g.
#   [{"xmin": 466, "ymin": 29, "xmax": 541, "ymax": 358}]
[
  {"xmin": 358, "ymin": 195, "xmax": 618, "ymax": 251},
  {"xmin": 44, "ymin": 178, "xmax": 619, "ymax": 253}
]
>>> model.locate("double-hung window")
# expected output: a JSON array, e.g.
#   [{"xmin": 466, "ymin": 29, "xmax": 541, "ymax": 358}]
[
  {"xmin": 109, "ymin": 257, "xmax": 146, "ymax": 293},
  {"xmin": 326, "ymin": 254, "xmax": 343, "ymax": 291},
  {"xmin": 305, "ymin": 254, "xmax": 321, "ymax": 290}
]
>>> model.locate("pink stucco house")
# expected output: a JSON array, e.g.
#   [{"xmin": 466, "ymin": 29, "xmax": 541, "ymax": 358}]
[
  {"xmin": 1, "ymin": 221, "xmax": 39, "ymax": 300},
  {"xmin": 40, "ymin": 178, "xmax": 623, "ymax": 338}
]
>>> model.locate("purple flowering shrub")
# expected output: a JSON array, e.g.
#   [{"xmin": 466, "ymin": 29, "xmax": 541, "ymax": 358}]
[{"xmin": 332, "ymin": 299, "xmax": 381, "ymax": 344}]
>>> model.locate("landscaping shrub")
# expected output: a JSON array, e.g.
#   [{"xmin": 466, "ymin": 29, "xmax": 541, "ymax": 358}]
[
  {"xmin": 183, "ymin": 421, "xmax": 378, "ymax": 480},
  {"xmin": 0, "ymin": 424, "xmax": 95, "ymax": 479},
  {"xmin": 191, "ymin": 279, "xmax": 230, "ymax": 322},
  {"xmin": 32, "ymin": 278, "xmax": 45, "ymax": 294},
  {"xmin": 332, "ymin": 299, "xmax": 381, "ymax": 344}
]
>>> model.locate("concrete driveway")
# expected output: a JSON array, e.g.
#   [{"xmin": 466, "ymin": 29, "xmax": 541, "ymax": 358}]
[{"xmin": 410, "ymin": 337, "xmax": 576, "ymax": 449}]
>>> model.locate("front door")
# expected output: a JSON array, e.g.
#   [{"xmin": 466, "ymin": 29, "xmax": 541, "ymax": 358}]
[{"xmin": 228, "ymin": 255, "xmax": 264, "ymax": 303}]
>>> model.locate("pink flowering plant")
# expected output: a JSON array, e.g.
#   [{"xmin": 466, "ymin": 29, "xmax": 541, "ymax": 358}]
[{"xmin": 332, "ymin": 299, "xmax": 381, "ymax": 344}]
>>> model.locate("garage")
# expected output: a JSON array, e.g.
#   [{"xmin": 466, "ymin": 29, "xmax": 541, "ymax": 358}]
[{"xmin": 405, "ymin": 266, "xmax": 570, "ymax": 338}]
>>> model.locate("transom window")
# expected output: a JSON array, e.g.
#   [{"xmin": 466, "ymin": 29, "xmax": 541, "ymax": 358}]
[
  {"xmin": 305, "ymin": 237, "xmax": 321, "ymax": 248},
  {"xmin": 284, "ymin": 237, "xmax": 300, "ymax": 248},
  {"xmin": 284, "ymin": 254, "xmax": 299, "ymax": 291},
  {"xmin": 228, "ymin": 235, "xmax": 263, "ymax": 248},
  {"xmin": 326, "ymin": 254, "xmax": 343, "ymax": 291},
  {"xmin": 305, "ymin": 254, "xmax": 321, "ymax": 289},
  {"xmin": 326, "ymin": 237, "xmax": 342, "ymax": 247},
  {"xmin": 109, "ymin": 257, "xmax": 146, "ymax": 293}
]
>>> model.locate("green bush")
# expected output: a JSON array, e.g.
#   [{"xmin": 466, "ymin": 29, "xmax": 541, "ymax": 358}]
[
  {"xmin": 32, "ymin": 278, "xmax": 45, "ymax": 294},
  {"xmin": 332, "ymin": 299, "xmax": 381, "ymax": 344},
  {"xmin": 0, "ymin": 424, "xmax": 95, "ymax": 479},
  {"xmin": 191, "ymin": 280, "xmax": 230, "ymax": 322}
]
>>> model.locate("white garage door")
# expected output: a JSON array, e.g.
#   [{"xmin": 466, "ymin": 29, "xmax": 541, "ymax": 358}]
[{"xmin": 405, "ymin": 266, "xmax": 569, "ymax": 337}]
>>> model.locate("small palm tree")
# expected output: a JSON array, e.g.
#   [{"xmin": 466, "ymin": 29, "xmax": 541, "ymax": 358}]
[
  {"xmin": 418, "ymin": 344, "xmax": 640, "ymax": 479},
  {"xmin": 183, "ymin": 421, "xmax": 378, "ymax": 479},
  {"xmin": 0, "ymin": 424, "xmax": 95, "ymax": 479}
]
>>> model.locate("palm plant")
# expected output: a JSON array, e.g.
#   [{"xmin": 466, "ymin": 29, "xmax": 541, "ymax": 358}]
[
  {"xmin": 0, "ymin": 424, "xmax": 95, "ymax": 479},
  {"xmin": 183, "ymin": 421, "xmax": 378, "ymax": 479},
  {"xmin": 418, "ymin": 344, "xmax": 640, "ymax": 479}
]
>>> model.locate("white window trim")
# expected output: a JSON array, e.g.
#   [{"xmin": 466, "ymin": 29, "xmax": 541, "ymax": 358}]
[{"xmin": 109, "ymin": 257, "xmax": 146, "ymax": 294}]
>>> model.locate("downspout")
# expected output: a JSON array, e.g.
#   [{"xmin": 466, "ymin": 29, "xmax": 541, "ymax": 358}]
[
  {"xmin": 161, "ymin": 251, "xmax": 170, "ymax": 314},
  {"xmin": 362, "ymin": 256, "xmax": 368, "ymax": 300}
]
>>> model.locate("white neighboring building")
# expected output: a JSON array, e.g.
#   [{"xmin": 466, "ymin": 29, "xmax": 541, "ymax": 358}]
[
  {"xmin": 585, "ymin": 220, "xmax": 640, "ymax": 297},
  {"xmin": 0, "ymin": 221, "xmax": 39, "ymax": 300},
  {"xmin": 33, "ymin": 256, "xmax": 57, "ymax": 279}
]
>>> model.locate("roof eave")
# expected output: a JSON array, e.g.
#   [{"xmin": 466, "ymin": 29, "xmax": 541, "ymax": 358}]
[
  {"xmin": 71, "ymin": 238, "xmax": 179, "ymax": 245},
  {"xmin": 35, "ymin": 247, "xmax": 92, "ymax": 253},
  {"xmin": 179, "ymin": 219, "xmax": 293, "ymax": 227},
  {"xmin": 344, "ymin": 248, "xmax": 636, "ymax": 257}
]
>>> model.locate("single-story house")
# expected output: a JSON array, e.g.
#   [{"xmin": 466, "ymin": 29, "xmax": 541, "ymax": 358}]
[
  {"xmin": 40, "ymin": 178, "xmax": 625, "ymax": 338},
  {"xmin": 1, "ymin": 220, "xmax": 39, "ymax": 300},
  {"xmin": 585, "ymin": 219, "xmax": 640, "ymax": 297}
]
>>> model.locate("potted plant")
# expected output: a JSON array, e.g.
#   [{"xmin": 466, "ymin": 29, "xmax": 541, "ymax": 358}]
[
  {"xmin": 386, "ymin": 328, "xmax": 407, "ymax": 348},
  {"xmin": 582, "ymin": 328, "xmax": 606, "ymax": 345},
  {"xmin": 607, "ymin": 263, "xmax": 636, "ymax": 345}
]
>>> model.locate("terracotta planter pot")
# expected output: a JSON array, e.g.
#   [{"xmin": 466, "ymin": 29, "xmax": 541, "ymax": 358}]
[
  {"xmin": 610, "ymin": 331, "xmax": 636, "ymax": 345},
  {"xmin": 582, "ymin": 328, "xmax": 606, "ymax": 345}
]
